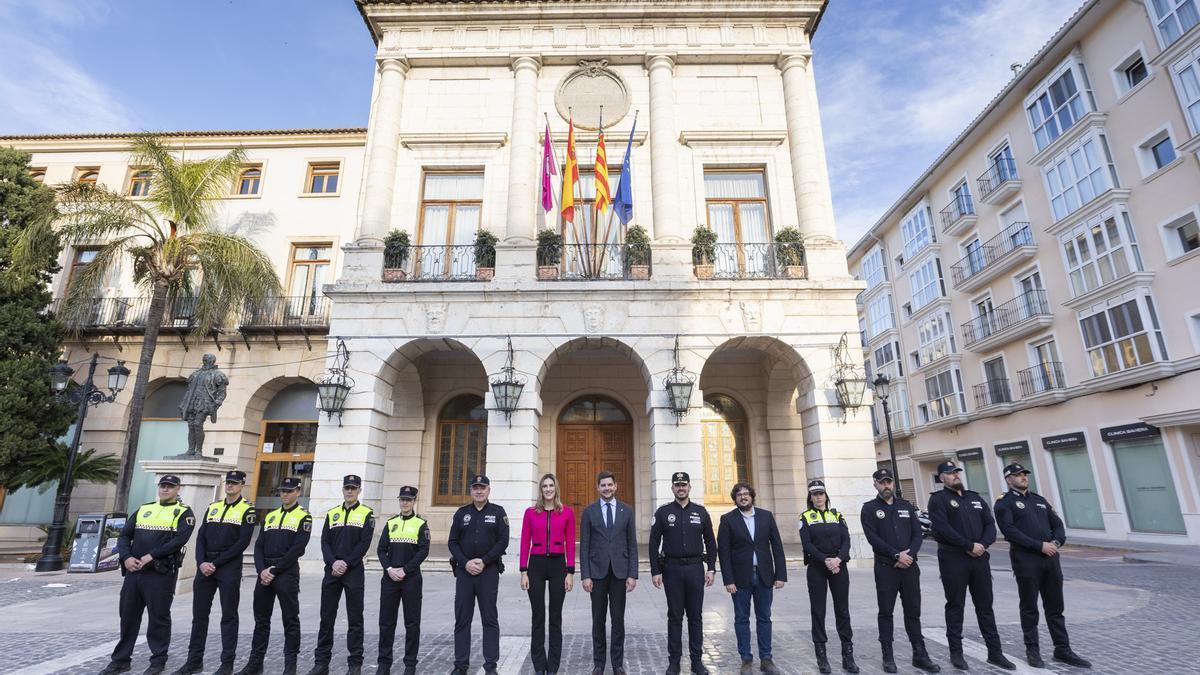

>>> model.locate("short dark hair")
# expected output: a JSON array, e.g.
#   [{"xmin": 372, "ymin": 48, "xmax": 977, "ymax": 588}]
[
  {"xmin": 596, "ymin": 471, "xmax": 616, "ymax": 485},
  {"xmin": 730, "ymin": 482, "xmax": 755, "ymax": 502}
]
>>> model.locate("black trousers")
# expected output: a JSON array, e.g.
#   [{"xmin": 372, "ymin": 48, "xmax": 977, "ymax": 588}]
[
  {"xmin": 111, "ymin": 569, "xmax": 177, "ymax": 667},
  {"xmin": 378, "ymin": 572, "xmax": 423, "ymax": 668},
  {"xmin": 807, "ymin": 563, "xmax": 852, "ymax": 644},
  {"xmin": 590, "ymin": 570, "xmax": 629, "ymax": 669},
  {"xmin": 187, "ymin": 561, "xmax": 242, "ymax": 665},
  {"xmin": 314, "ymin": 564, "xmax": 366, "ymax": 666},
  {"xmin": 663, "ymin": 560, "xmax": 705, "ymax": 666},
  {"xmin": 249, "ymin": 567, "xmax": 301, "ymax": 663},
  {"xmin": 1010, "ymin": 550, "xmax": 1069, "ymax": 650},
  {"xmin": 527, "ymin": 555, "xmax": 567, "ymax": 673},
  {"xmin": 874, "ymin": 559, "xmax": 924, "ymax": 645},
  {"xmin": 938, "ymin": 548, "xmax": 1001, "ymax": 652},
  {"xmin": 454, "ymin": 565, "xmax": 500, "ymax": 670}
]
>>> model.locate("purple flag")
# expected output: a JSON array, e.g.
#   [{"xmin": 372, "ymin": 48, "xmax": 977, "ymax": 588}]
[{"xmin": 541, "ymin": 123, "xmax": 556, "ymax": 212}]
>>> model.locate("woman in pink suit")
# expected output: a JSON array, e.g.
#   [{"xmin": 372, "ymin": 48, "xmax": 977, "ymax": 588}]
[{"xmin": 520, "ymin": 473, "xmax": 576, "ymax": 675}]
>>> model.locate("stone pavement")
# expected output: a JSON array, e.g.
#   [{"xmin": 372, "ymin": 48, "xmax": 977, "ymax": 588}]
[{"xmin": 1, "ymin": 543, "xmax": 1193, "ymax": 674}]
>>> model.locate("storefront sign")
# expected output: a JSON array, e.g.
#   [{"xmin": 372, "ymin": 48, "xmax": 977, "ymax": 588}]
[
  {"xmin": 1042, "ymin": 431, "xmax": 1087, "ymax": 451},
  {"xmin": 1100, "ymin": 423, "xmax": 1160, "ymax": 443},
  {"xmin": 956, "ymin": 448, "xmax": 983, "ymax": 460},
  {"xmin": 994, "ymin": 440, "xmax": 1030, "ymax": 456}
]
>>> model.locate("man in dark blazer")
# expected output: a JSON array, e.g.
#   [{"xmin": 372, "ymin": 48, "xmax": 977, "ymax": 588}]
[
  {"xmin": 718, "ymin": 482, "xmax": 787, "ymax": 675},
  {"xmin": 579, "ymin": 471, "xmax": 639, "ymax": 675}
]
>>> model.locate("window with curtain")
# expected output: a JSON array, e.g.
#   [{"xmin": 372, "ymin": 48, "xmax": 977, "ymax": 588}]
[
  {"xmin": 1173, "ymin": 46, "xmax": 1200, "ymax": 134},
  {"xmin": 1027, "ymin": 63, "xmax": 1088, "ymax": 151},
  {"xmin": 900, "ymin": 205, "xmax": 933, "ymax": 261},
  {"xmin": 1150, "ymin": 0, "xmax": 1200, "ymax": 45},
  {"xmin": 867, "ymin": 293, "xmax": 895, "ymax": 339},
  {"xmin": 909, "ymin": 258, "xmax": 944, "ymax": 312},
  {"xmin": 1078, "ymin": 296, "xmax": 1164, "ymax": 377},
  {"xmin": 434, "ymin": 394, "xmax": 488, "ymax": 505},
  {"xmin": 306, "ymin": 162, "xmax": 340, "ymax": 194},
  {"xmin": 1044, "ymin": 132, "xmax": 1113, "ymax": 221},
  {"xmin": 862, "ymin": 246, "xmax": 887, "ymax": 288},
  {"xmin": 704, "ymin": 170, "xmax": 772, "ymax": 276},
  {"xmin": 923, "ymin": 367, "xmax": 963, "ymax": 420},
  {"xmin": 288, "ymin": 245, "xmax": 331, "ymax": 316},
  {"xmin": 1060, "ymin": 210, "xmax": 1141, "ymax": 297},
  {"xmin": 418, "ymin": 172, "xmax": 484, "ymax": 278}
]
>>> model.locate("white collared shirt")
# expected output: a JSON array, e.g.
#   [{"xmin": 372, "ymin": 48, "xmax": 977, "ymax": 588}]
[{"xmin": 742, "ymin": 508, "xmax": 757, "ymax": 565}]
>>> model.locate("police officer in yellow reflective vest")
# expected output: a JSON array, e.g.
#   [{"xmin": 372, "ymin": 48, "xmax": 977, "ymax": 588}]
[
  {"xmin": 174, "ymin": 470, "xmax": 255, "ymax": 675},
  {"xmin": 238, "ymin": 476, "xmax": 311, "ymax": 675},
  {"xmin": 308, "ymin": 474, "xmax": 376, "ymax": 675},
  {"xmin": 799, "ymin": 479, "xmax": 857, "ymax": 675},
  {"xmin": 376, "ymin": 485, "xmax": 430, "ymax": 675},
  {"xmin": 99, "ymin": 474, "xmax": 195, "ymax": 675}
]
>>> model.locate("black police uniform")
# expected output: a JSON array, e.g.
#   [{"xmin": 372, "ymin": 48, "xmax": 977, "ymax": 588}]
[
  {"xmin": 649, "ymin": 474, "xmax": 716, "ymax": 674},
  {"xmin": 107, "ymin": 487, "xmax": 195, "ymax": 672},
  {"xmin": 860, "ymin": 493, "xmax": 927, "ymax": 651},
  {"xmin": 185, "ymin": 472, "xmax": 255, "ymax": 671},
  {"xmin": 377, "ymin": 487, "xmax": 430, "ymax": 674},
  {"xmin": 245, "ymin": 484, "xmax": 312, "ymax": 674},
  {"xmin": 994, "ymin": 485, "xmax": 1070, "ymax": 652},
  {"xmin": 447, "ymin": 477, "xmax": 509, "ymax": 673},
  {"xmin": 927, "ymin": 476, "xmax": 1003, "ymax": 657},
  {"xmin": 799, "ymin": 500, "xmax": 852, "ymax": 648},
  {"xmin": 313, "ymin": 477, "xmax": 376, "ymax": 671}
]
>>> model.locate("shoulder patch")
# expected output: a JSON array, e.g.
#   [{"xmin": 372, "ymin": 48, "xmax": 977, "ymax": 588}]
[
  {"xmin": 302, "ymin": 520, "xmax": 312, "ymax": 532},
  {"xmin": 185, "ymin": 516, "xmax": 195, "ymax": 527},
  {"xmin": 246, "ymin": 513, "xmax": 256, "ymax": 524}
]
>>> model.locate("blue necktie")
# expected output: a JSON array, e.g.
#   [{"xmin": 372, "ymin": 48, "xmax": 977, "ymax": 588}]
[{"xmin": 605, "ymin": 502, "xmax": 613, "ymax": 530}]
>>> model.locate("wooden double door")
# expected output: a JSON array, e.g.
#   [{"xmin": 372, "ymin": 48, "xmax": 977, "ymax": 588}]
[{"xmin": 556, "ymin": 423, "xmax": 634, "ymax": 535}]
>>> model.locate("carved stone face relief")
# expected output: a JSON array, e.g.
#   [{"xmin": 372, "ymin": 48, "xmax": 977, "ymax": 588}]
[
  {"xmin": 555, "ymin": 59, "xmax": 631, "ymax": 130},
  {"xmin": 583, "ymin": 304, "xmax": 605, "ymax": 333},
  {"xmin": 425, "ymin": 304, "xmax": 447, "ymax": 334},
  {"xmin": 740, "ymin": 301, "xmax": 762, "ymax": 332}
]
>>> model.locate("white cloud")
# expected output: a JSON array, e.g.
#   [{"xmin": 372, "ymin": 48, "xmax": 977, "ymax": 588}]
[{"xmin": 817, "ymin": 0, "xmax": 1083, "ymax": 246}]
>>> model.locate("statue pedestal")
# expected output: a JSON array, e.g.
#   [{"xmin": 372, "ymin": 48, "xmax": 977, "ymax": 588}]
[{"xmin": 141, "ymin": 459, "xmax": 235, "ymax": 595}]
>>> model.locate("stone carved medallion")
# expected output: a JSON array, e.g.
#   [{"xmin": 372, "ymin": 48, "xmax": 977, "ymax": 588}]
[{"xmin": 555, "ymin": 59, "xmax": 630, "ymax": 131}]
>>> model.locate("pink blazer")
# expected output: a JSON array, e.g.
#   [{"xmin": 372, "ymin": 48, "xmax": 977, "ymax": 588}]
[{"xmin": 519, "ymin": 505, "xmax": 576, "ymax": 572}]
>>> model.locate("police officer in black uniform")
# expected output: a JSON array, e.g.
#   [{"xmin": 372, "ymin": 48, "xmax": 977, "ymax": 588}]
[
  {"xmin": 174, "ymin": 470, "xmax": 255, "ymax": 675},
  {"xmin": 238, "ymin": 476, "xmax": 312, "ymax": 675},
  {"xmin": 993, "ymin": 463, "xmax": 1092, "ymax": 670},
  {"xmin": 376, "ymin": 485, "xmax": 430, "ymax": 675},
  {"xmin": 927, "ymin": 460, "xmax": 1015, "ymax": 670},
  {"xmin": 99, "ymin": 474, "xmax": 195, "ymax": 675},
  {"xmin": 649, "ymin": 471, "xmax": 717, "ymax": 675},
  {"xmin": 860, "ymin": 468, "xmax": 940, "ymax": 674},
  {"xmin": 309, "ymin": 475, "xmax": 376, "ymax": 675},
  {"xmin": 448, "ymin": 474, "xmax": 509, "ymax": 675},
  {"xmin": 799, "ymin": 479, "xmax": 857, "ymax": 674}
]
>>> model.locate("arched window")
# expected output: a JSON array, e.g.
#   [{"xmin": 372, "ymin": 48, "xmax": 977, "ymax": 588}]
[
  {"xmin": 76, "ymin": 169, "xmax": 99, "ymax": 186},
  {"xmin": 128, "ymin": 170, "xmax": 152, "ymax": 197},
  {"xmin": 701, "ymin": 394, "xmax": 750, "ymax": 507},
  {"xmin": 237, "ymin": 166, "xmax": 262, "ymax": 195},
  {"xmin": 558, "ymin": 395, "xmax": 631, "ymax": 423},
  {"xmin": 434, "ymin": 394, "xmax": 487, "ymax": 505}
]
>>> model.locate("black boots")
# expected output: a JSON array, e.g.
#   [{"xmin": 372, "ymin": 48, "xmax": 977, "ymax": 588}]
[
  {"xmin": 1053, "ymin": 649, "xmax": 1092, "ymax": 668},
  {"xmin": 987, "ymin": 650, "xmax": 1016, "ymax": 670},
  {"xmin": 840, "ymin": 642, "xmax": 859, "ymax": 673},
  {"xmin": 881, "ymin": 642, "xmax": 898, "ymax": 673},
  {"xmin": 1027, "ymin": 647, "xmax": 1046, "ymax": 668},
  {"xmin": 912, "ymin": 641, "xmax": 941, "ymax": 673},
  {"xmin": 949, "ymin": 650, "xmax": 969, "ymax": 670},
  {"xmin": 814, "ymin": 643, "xmax": 832, "ymax": 674}
]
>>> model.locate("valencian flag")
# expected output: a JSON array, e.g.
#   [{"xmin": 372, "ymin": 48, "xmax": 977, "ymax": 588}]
[
  {"xmin": 611, "ymin": 115, "xmax": 636, "ymax": 225},
  {"xmin": 560, "ymin": 118, "xmax": 579, "ymax": 222},
  {"xmin": 540, "ymin": 122, "xmax": 556, "ymax": 212},
  {"xmin": 594, "ymin": 124, "xmax": 611, "ymax": 214}
]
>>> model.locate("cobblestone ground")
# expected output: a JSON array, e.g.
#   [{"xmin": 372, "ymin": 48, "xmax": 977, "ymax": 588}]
[{"xmin": 3, "ymin": 549, "xmax": 1194, "ymax": 675}]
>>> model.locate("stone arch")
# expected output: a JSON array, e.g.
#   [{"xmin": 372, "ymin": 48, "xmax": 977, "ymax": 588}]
[{"xmin": 536, "ymin": 336, "xmax": 655, "ymax": 397}]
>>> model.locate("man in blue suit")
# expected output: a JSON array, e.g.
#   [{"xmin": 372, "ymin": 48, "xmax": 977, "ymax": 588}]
[
  {"xmin": 718, "ymin": 482, "xmax": 787, "ymax": 674},
  {"xmin": 579, "ymin": 471, "xmax": 639, "ymax": 675}
]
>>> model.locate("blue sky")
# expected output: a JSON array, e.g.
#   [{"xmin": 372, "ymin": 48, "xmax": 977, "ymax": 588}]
[{"xmin": 0, "ymin": 0, "xmax": 1081, "ymax": 245}]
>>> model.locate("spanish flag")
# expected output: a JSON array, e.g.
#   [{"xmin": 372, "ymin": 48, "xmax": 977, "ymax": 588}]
[
  {"xmin": 594, "ymin": 126, "xmax": 611, "ymax": 214},
  {"xmin": 560, "ymin": 118, "xmax": 579, "ymax": 223}
]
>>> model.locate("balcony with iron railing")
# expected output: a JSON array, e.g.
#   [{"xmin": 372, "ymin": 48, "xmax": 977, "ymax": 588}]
[
  {"xmin": 961, "ymin": 289, "xmax": 1053, "ymax": 352},
  {"xmin": 973, "ymin": 378, "xmax": 1013, "ymax": 409},
  {"xmin": 694, "ymin": 242, "xmax": 807, "ymax": 280},
  {"xmin": 240, "ymin": 296, "xmax": 330, "ymax": 329},
  {"xmin": 939, "ymin": 193, "xmax": 977, "ymax": 236},
  {"xmin": 976, "ymin": 157, "xmax": 1021, "ymax": 205},
  {"xmin": 949, "ymin": 221, "xmax": 1037, "ymax": 292},
  {"xmin": 383, "ymin": 245, "xmax": 484, "ymax": 282},
  {"xmin": 556, "ymin": 243, "xmax": 651, "ymax": 281},
  {"xmin": 54, "ymin": 295, "xmax": 201, "ymax": 333},
  {"xmin": 1017, "ymin": 362, "xmax": 1067, "ymax": 398}
]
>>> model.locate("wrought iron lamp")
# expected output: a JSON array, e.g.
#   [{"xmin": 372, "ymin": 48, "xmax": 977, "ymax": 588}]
[
  {"xmin": 490, "ymin": 336, "xmax": 525, "ymax": 419},
  {"xmin": 663, "ymin": 335, "xmax": 695, "ymax": 418},
  {"xmin": 317, "ymin": 339, "xmax": 355, "ymax": 425}
]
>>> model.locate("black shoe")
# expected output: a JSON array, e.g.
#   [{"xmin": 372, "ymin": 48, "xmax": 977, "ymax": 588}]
[
  {"xmin": 691, "ymin": 665, "xmax": 711, "ymax": 675},
  {"xmin": 142, "ymin": 665, "xmax": 166, "ymax": 675},
  {"xmin": 987, "ymin": 652, "xmax": 1016, "ymax": 670},
  {"xmin": 376, "ymin": 667, "xmax": 390, "ymax": 675},
  {"xmin": 234, "ymin": 663, "xmax": 263, "ymax": 675},
  {"xmin": 1026, "ymin": 649, "xmax": 1046, "ymax": 668},
  {"xmin": 666, "ymin": 662, "xmax": 681, "ymax": 675},
  {"xmin": 346, "ymin": 666, "xmax": 362, "ymax": 675},
  {"xmin": 815, "ymin": 643, "xmax": 831, "ymax": 674},
  {"xmin": 613, "ymin": 668, "xmax": 628, "ymax": 675},
  {"xmin": 591, "ymin": 668, "xmax": 605, "ymax": 675},
  {"xmin": 760, "ymin": 659, "xmax": 782, "ymax": 675},
  {"xmin": 98, "ymin": 664, "xmax": 132, "ymax": 675},
  {"xmin": 949, "ymin": 651, "xmax": 969, "ymax": 670},
  {"xmin": 213, "ymin": 664, "xmax": 234, "ymax": 675},
  {"xmin": 170, "ymin": 661, "xmax": 203, "ymax": 675},
  {"xmin": 881, "ymin": 642, "xmax": 898, "ymax": 673},
  {"xmin": 305, "ymin": 665, "xmax": 329, "ymax": 675},
  {"xmin": 402, "ymin": 667, "xmax": 416, "ymax": 675},
  {"xmin": 740, "ymin": 660, "xmax": 754, "ymax": 674},
  {"xmin": 841, "ymin": 642, "xmax": 859, "ymax": 674},
  {"xmin": 912, "ymin": 643, "xmax": 941, "ymax": 673},
  {"xmin": 282, "ymin": 659, "xmax": 298, "ymax": 675},
  {"xmin": 1053, "ymin": 649, "xmax": 1092, "ymax": 669},
  {"xmin": 449, "ymin": 669, "xmax": 467, "ymax": 675}
]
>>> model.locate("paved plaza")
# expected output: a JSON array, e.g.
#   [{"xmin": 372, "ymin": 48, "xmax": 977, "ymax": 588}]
[{"xmin": 2, "ymin": 543, "xmax": 1194, "ymax": 675}]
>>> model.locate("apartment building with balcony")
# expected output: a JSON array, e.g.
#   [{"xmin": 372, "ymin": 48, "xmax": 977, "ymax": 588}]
[{"xmin": 848, "ymin": 0, "xmax": 1200, "ymax": 544}]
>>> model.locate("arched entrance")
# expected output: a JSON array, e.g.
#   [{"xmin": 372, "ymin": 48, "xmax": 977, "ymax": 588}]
[
  {"xmin": 251, "ymin": 383, "xmax": 319, "ymax": 518},
  {"xmin": 701, "ymin": 393, "xmax": 751, "ymax": 509},
  {"xmin": 556, "ymin": 395, "xmax": 635, "ymax": 533}
]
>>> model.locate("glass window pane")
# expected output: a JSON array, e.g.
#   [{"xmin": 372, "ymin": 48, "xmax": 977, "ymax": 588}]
[
  {"xmin": 424, "ymin": 173, "xmax": 484, "ymax": 200},
  {"xmin": 704, "ymin": 171, "xmax": 765, "ymax": 198}
]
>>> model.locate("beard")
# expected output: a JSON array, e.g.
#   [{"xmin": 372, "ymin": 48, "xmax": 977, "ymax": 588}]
[{"xmin": 879, "ymin": 487, "xmax": 894, "ymax": 500}]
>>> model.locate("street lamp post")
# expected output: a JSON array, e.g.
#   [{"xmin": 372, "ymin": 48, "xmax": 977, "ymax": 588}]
[
  {"xmin": 872, "ymin": 373, "xmax": 903, "ymax": 500},
  {"xmin": 36, "ymin": 353, "xmax": 128, "ymax": 572}
]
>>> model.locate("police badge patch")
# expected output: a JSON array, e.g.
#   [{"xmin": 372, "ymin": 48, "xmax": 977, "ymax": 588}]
[
  {"xmin": 950, "ymin": 499, "xmax": 960, "ymax": 508},
  {"xmin": 876, "ymin": 509, "xmax": 886, "ymax": 519},
  {"xmin": 667, "ymin": 513, "xmax": 677, "ymax": 524},
  {"xmin": 1016, "ymin": 501, "xmax": 1026, "ymax": 509},
  {"xmin": 463, "ymin": 513, "xmax": 472, "ymax": 524}
]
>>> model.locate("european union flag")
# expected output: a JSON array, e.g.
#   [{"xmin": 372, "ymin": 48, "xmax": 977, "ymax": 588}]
[{"xmin": 612, "ymin": 117, "xmax": 636, "ymax": 225}]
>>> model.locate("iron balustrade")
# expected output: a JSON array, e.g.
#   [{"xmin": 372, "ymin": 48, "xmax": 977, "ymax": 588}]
[
  {"xmin": 704, "ymin": 242, "xmax": 807, "ymax": 279},
  {"xmin": 54, "ymin": 295, "xmax": 200, "ymax": 331},
  {"xmin": 973, "ymin": 378, "xmax": 1013, "ymax": 408},
  {"xmin": 241, "ymin": 295, "xmax": 330, "ymax": 328},
  {"xmin": 559, "ymin": 243, "xmax": 649, "ymax": 280},
  {"xmin": 938, "ymin": 193, "xmax": 976, "ymax": 230},
  {"xmin": 950, "ymin": 221, "xmax": 1035, "ymax": 286},
  {"xmin": 384, "ymin": 244, "xmax": 480, "ymax": 281},
  {"xmin": 1017, "ymin": 362, "xmax": 1067, "ymax": 397},
  {"xmin": 961, "ymin": 289, "xmax": 1051, "ymax": 347},
  {"xmin": 976, "ymin": 157, "xmax": 1019, "ymax": 198}
]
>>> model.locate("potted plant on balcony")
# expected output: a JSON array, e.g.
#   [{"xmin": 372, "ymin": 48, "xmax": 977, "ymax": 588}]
[
  {"xmin": 474, "ymin": 228, "xmax": 498, "ymax": 281},
  {"xmin": 382, "ymin": 229, "xmax": 410, "ymax": 282},
  {"xmin": 691, "ymin": 226, "xmax": 717, "ymax": 279},
  {"xmin": 625, "ymin": 224, "xmax": 651, "ymax": 280},
  {"xmin": 774, "ymin": 227, "xmax": 806, "ymax": 279},
  {"xmin": 536, "ymin": 228, "xmax": 561, "ymax": 280}
]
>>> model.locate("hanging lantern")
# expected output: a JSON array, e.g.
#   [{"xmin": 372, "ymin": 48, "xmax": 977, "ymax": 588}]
[
  {"xmin": 317, "ymin": 339, "xmax": 355, "ymax": 424},
  {"xmin": 663, "ymin": 336, "xmax": 695, "ymax": 418},
  {"xmin": 490, "ymin": 336, "xmax": 526, "ymax": 419}
]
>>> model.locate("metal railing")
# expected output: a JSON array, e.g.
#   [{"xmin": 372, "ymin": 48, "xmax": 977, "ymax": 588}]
[
  {"xmin": 1018, "ymin": 362, "xmax": 1066, "ymax": 397},
  {"xmin": 558, "ymin": 243, "xmax": 651, "ymax": 280},
  {"xmin": 976, "ymin": 157, "xmax": 1019, "ymax": 199},
  {"xmin": 383, "ymin": 245, "xmax": 481, "ymax": 281},
  {"xmin": 950, "ymin": 221, "xmax": 1035, "ymax": 287},
  {"xmin": 939, "ymin": 193, "xmax": 976, "ymax": 230},
  {"xmin": 699, "ymin": 242, "xmax": 807, "ymax": 279},
  {"xmin": 973, "ymin": 379, "xmax": 1013, "ymax": 408},
  {"xmin": 241, "ymin": 295, "xmax": 330, "ymax": 328},
  {"xmin": 961, "ymin": 289, "xmax": 1051, "ymax": 347},
  {"xmin": 55, "ymin": 296, "xmax": 200, "ymax": 331}
]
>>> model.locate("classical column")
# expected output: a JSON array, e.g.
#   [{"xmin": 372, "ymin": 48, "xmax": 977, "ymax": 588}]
[
  {"xmin": 356, "ymin": 57, "xmax": 410, "ymax": 246},
  {"xmin": 777, "ymin": 51, "xmax": 838, "ymax": 243},
  {"xmin": 505, "ymin": 54, "xmax": 543, "ymax": 243},
  {"xmin": 645, "ymin": 53, "xmax": 683, "ymax": 243}
]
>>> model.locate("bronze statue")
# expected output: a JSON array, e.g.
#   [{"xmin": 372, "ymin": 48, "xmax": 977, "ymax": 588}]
[{"xmin": 179, "ymin": 353, "xmax": 228, "ymax": 458}]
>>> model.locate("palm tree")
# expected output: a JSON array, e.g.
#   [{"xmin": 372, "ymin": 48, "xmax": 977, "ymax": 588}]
[{"xmin": 52, "ymin": 134, "xmax": 281, "ymax": 511}]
